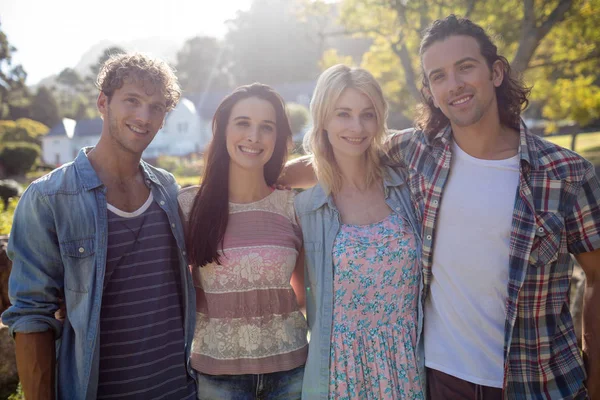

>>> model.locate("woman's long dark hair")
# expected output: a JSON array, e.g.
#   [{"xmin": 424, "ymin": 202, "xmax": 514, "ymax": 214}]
[
  {"xmin": 186, "ymin": 83, "xmax": 292, "ymax": 267},
  {"xmin": 415, "ymin": 15, "xmax": 531, "ymax": 137}
]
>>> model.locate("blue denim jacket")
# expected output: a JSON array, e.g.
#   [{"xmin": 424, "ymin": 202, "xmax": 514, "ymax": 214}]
[
  {"xmin": 2, "ymin": 148, "xmax": 197, "ymax": 400},
  {"xmin": 294, "ymin": 165, "xmax": 425, "ymax": 399}
]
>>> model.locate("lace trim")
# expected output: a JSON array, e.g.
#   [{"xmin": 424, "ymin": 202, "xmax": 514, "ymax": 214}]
[
  {"xmin": 192, "ymin": 312, "xmax": 308, "ymax": 360},
  {"xmin": 178, "ymin": 187, "xmax": 297, "ymax": 225},
  {"xmin": 194, "ymin": 247, "xmax": 298, "ymax": 292}
]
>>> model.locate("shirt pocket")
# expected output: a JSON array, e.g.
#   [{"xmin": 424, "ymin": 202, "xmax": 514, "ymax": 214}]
[
  {"xmin": 61, "ymin": 238, "xmax": 95, "ymax": 293},
  {"xmin": 529, "ymin": 212, "xmax": 563, "ymax": 267},
  {"xmin": 302, "ymin": 241, "xmax": 323, "ymax": 288}
]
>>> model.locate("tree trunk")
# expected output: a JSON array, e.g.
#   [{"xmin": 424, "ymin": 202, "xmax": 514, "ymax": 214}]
[
  {"xmin": 392, "ymin": 42, "xmax": 421, "ymax": 101},
  {"xmin": 511, "ymin": 0, "xmax": 574, "ymax": 75},
  {"xmin": 571, "ymin": 132, "xmax": 578, "ymax": 151}
]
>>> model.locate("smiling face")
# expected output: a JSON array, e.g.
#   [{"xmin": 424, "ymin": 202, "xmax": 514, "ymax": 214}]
[
  {"xmin": 98, "ymin": 81, "xmax": 167, "ymax": 155},
  {"xmin": 422, "ymin": 35, "xmax": 503, "ymax": 129},
  {"xmin": 225, "ymin": 96, "xmax": 277, "ymax": 174},
  {"xmin": 325, "ymin": 87, "xmax": 378, "ymax": 160}
]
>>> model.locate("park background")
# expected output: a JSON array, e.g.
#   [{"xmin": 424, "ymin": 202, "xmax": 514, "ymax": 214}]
[{"xmin": 0, "ymin": 0, "xmax": 599, "ymax": 398}]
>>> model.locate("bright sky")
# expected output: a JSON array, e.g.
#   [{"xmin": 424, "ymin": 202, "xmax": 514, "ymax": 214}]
[{"xmin": 0, "ymin": 0, "xmax": 252, "ymax": 85}]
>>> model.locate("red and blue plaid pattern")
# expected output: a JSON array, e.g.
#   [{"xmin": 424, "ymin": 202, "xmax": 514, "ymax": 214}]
[{"xmin": 384, "ymin": 122, "xmax": 600, "ymax": 399}]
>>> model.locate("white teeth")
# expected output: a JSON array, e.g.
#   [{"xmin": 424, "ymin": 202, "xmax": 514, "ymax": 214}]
[
  {"xmin": 128, "ymin": 125, "xmax": 145, "ymax": 134},
  {"xmin": 239, "ymin": 146, "xmax": 261, "ymax": 154},
  {"xmin": 343, "ymin": 137, "xmax": 364, "ymax": 143},
  {"xmin": 451, "ymin": 96, "xmax": 471, "ymax": 105}
]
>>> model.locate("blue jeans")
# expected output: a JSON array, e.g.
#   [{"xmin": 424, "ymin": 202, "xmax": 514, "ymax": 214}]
[{"xmin": 196, "ymin": 365, "xmax": 304, "ymax": 400}]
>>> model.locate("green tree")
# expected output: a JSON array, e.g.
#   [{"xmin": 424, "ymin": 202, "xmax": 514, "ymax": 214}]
[
  {"xmin": 0, "ymin": 119, "xmax": 48, "ymax": 147},
  {"xmin": 176, "ymin": 36, "xmax": 230, "ymax": 93},
  {"xmin": 30, "ymin": 87, "xmax": 61, "ymax": 128},
  {"xmin": 226, "ymin": 0, "xmax": 322, "ymax": 86},
  {"xmin": 54, "ymin": 68, "xmax": 92, "ymax": 119},
  {"xmin": 0, "ymin": 21, "xmax": 29, "ymax": 120},
  {"xmin": 287, "ymin": 102, "xmax": 310, "ymax": 136},
  {"xmin": 0, "ymin": 142, "xmax": 40, "ymax": 176},
  {"xmin": 325, "ymin": 0, "xmax": 599, "ymax": 126},
  {"xmin": 88, "ymin": 46, "xmax": 126, "ymax": 85}
]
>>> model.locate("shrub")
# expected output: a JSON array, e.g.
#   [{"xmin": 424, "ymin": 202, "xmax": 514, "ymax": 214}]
[
  {"xmin": 155, "ymin": 155, "xmax": 203, "ymax": 177},
  {"xmin": 287, "ymin": 102, "xmax": 310, "ymax": 137},
  {"xmin": 0, "ymin": 197, "xmax": 18, "ymax": 235},
  {"xmin": 0, "ymin": 142, "xmax": 41, "ymax": 176}
]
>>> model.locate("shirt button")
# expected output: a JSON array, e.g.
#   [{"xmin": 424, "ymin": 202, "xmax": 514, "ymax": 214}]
[
  {"xmin": 432, "ymin": 200, "xmax": 438, "ymax": 205},
  {"xmin": 443, "ymin": 163, "xmax": 449, "ymax": 168},
  {"xmin": 538, "ymin": 227, "xmax": 544, "ymax": 233},
  {"xmin": 160, "ymin": 200, "xmax": 165, "ymax": 206},
  {"xmin": 171, "ymin": 223, "xmax": 176, "ymax": 228},
  {"xmin": 78, "ymin": 247, "xmax": 85, "ymax": 253},
  {"xmin": 426, "ymin": 235, "xmax": 432, "ymax": 241},
  {"xmin": 395, "ymin": 207, "xmax": 401, "ymax": 211},
  {"xmin": 182, "ymin": 251, "xmax": 186, "ymax": 255}
]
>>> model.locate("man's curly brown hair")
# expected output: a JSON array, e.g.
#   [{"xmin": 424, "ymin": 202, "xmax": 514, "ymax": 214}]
[{"xmin": 96, "ymin": 52, "xmax": 181, "ymax": 111}]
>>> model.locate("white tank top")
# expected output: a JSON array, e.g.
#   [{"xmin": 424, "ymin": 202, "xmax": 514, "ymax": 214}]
[{"xmin": 424, "ymin": 140, "xmax": 519, "ymax": 387}]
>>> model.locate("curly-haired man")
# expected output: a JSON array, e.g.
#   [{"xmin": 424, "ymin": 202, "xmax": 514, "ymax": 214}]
[{"xmin": 2, "ymin": 53, "xmax": 197, "ymax": 400}]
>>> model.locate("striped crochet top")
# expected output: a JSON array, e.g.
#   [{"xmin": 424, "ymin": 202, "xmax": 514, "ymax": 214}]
[{"xmin": 178, "ymin": 187, "xmax": 308, "ymax": 375}]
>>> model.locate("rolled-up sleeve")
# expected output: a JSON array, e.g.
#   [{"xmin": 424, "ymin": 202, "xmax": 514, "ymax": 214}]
[
  {"xmin": 566, "ymin": 163, "xmax": 600, "ymax": 255},
  {"xmin": 1, "ymin": 184, "xmax": 63, "ymax": 338}
]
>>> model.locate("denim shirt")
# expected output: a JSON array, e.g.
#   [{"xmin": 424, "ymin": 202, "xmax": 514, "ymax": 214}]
[
  {"xmin": 2, "ymin": 148, "xmax": 197, "ymax": 400},
  {"xmin": 294, "ymin": 165, "xmax": 425, "ymax": 399}
]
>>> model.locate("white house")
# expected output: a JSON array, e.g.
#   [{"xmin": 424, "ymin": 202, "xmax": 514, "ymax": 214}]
[
  {"xmin": 143, "ymin": 98, "xmax": 211, "ymax": 159},
  {"xmin": 41, "ymin": 98, "xmax": 210, "ymax": 166}
]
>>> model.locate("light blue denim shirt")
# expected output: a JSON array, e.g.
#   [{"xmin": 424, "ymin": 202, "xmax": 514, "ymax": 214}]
[
  {"xmin": 1, "ymin": 148, "xmax": 197, "ymax": 400},
  {"xmin": 294, "ymin": 165, "xmax": 425, "ymax": 399}
]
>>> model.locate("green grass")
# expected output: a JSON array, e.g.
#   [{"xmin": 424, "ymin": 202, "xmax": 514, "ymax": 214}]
[
  {"xmin": 175, "ymin": 175, "xmax": 201, "ymax": 188},
  {"xmin": 545, "ymin": 131, "xmax": 600, "ymax": 153},
  {"xmin": 545, "ymin": 131, "xmax": 600, "ymax": 166}
]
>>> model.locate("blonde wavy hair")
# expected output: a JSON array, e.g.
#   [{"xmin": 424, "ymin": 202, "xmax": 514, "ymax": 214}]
[
  {"xmin": 303, "ymin": 64, "xmax": 388, "ymax": 194},
  {"xmin": 96, "ymin": 52, "xmax": 181, "ymax": 111}
]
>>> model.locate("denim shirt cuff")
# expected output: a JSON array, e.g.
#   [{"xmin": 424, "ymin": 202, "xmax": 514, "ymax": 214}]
[{"xmin": 7, "ymin": 314, "xmax": 63, "ymax": 339}]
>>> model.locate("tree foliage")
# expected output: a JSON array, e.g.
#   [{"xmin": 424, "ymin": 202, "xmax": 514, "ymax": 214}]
[
  {"xmin": 30, "ymin": 87, "xmax": 61, "ymax": 128},
  {"xmin": 226, "ymin": 0, "xmax": 322, "ymax": 86},
  {"xmin": 325, "ymin": 0, "xmax": 599, "ymax": 126},
  {"xmin": 0, "ymin": 22, "xmax": 29, "ymax": 120},
  {"xmin": 287, "ymin": 102, "xmax": 310, "ymax": 136},
  {"xmin": 0, "ymin": 142, "xmax": 41, "ymax": 176},
  {"xmin": 176, "ymin": 36, "xmax": 230, "ymax": 94}
]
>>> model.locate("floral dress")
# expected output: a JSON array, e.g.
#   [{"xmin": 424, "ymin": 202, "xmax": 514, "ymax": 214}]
[{"xmin": 329, "ymin": 212, "xmax": 424, "ymax": 399}]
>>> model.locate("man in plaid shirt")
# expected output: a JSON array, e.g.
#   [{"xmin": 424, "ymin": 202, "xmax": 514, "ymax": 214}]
[
  {"xmin": 382, "ymin": 15, "xmax": 600, "ymax": 399},
  {"xmin": 282, "ymin": 14, "xmax": 599, "ymax": 400}
]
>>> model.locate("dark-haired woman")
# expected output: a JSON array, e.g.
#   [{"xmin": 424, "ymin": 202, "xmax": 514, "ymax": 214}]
[{"xmin": 178, "ymin": 83, "xmax": 307, "ymax": 399}]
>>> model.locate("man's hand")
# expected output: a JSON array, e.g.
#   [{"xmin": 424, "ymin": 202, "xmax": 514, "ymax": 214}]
[
  {"xmin": 575, "ymin": 249, "xmax": 600, "ymax": 399},
  {"xmin": 15, "ymin": 331, "xmax": 55, "ymax": 400}
]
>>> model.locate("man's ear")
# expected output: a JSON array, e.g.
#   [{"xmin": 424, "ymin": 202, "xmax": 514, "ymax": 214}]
[
  {"xmin": 97, "ymin": 92, "xmax": 108, "ymax": 116},
  {"xmin": 491, "ymin": 60, "xmax": 504, "ymax": 88},
  {"xmin": 424, "ymin": 86, "xmax": 438, "ymax": 108}
]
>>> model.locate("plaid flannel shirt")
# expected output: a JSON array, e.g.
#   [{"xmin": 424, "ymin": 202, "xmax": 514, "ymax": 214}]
[{"xmin": 384, "ymin": 122, "xmax": 600, "ymax": 399}]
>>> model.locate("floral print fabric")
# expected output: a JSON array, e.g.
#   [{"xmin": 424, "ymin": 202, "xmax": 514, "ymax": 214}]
[{"xmin": 329, "ymin": 212, "xmax": 424, "ymax": 399}]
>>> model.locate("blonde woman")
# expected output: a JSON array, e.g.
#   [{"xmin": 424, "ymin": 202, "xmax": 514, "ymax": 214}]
[{"xmin": 294, "ymin": 65, "xmax": 425, "ymax": 399}]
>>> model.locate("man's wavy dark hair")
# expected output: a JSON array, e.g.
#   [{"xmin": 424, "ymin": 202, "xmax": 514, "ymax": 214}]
[{"xmin": 415, "ymin": 15, "xmax": 531, "ymax": 136}]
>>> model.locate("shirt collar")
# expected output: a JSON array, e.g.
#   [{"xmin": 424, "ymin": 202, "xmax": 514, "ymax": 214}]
[
  {"xmin": 74, "ymin": 147, "xmax": 161, "ymax": 191},
  {"xmin": 430, "ymin": 119, "xmax": 537, "ymax": 170},
  {"xmin": 308, "ymin": 164, "xmax": 407, "ymax": 212}
]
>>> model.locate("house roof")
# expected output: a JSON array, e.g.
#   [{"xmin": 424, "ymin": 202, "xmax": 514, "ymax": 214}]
[
  {"xmin": 46, "ymin": 118, "xmax": 75, "ymax": 138},
  {"xmin": 74, "ymin": 118, "xmax": 103, "ymax": 137},
  {"xmin": 188, "ymin": 80, "xmax": 316, "ymax": 120},
  {"xmin": 43, "ymin": 80, "xmax": 318, "ymax": 138},
  {"xmin": 45, "ymin": 118, "xmax": 102, "ymax": 139}
]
